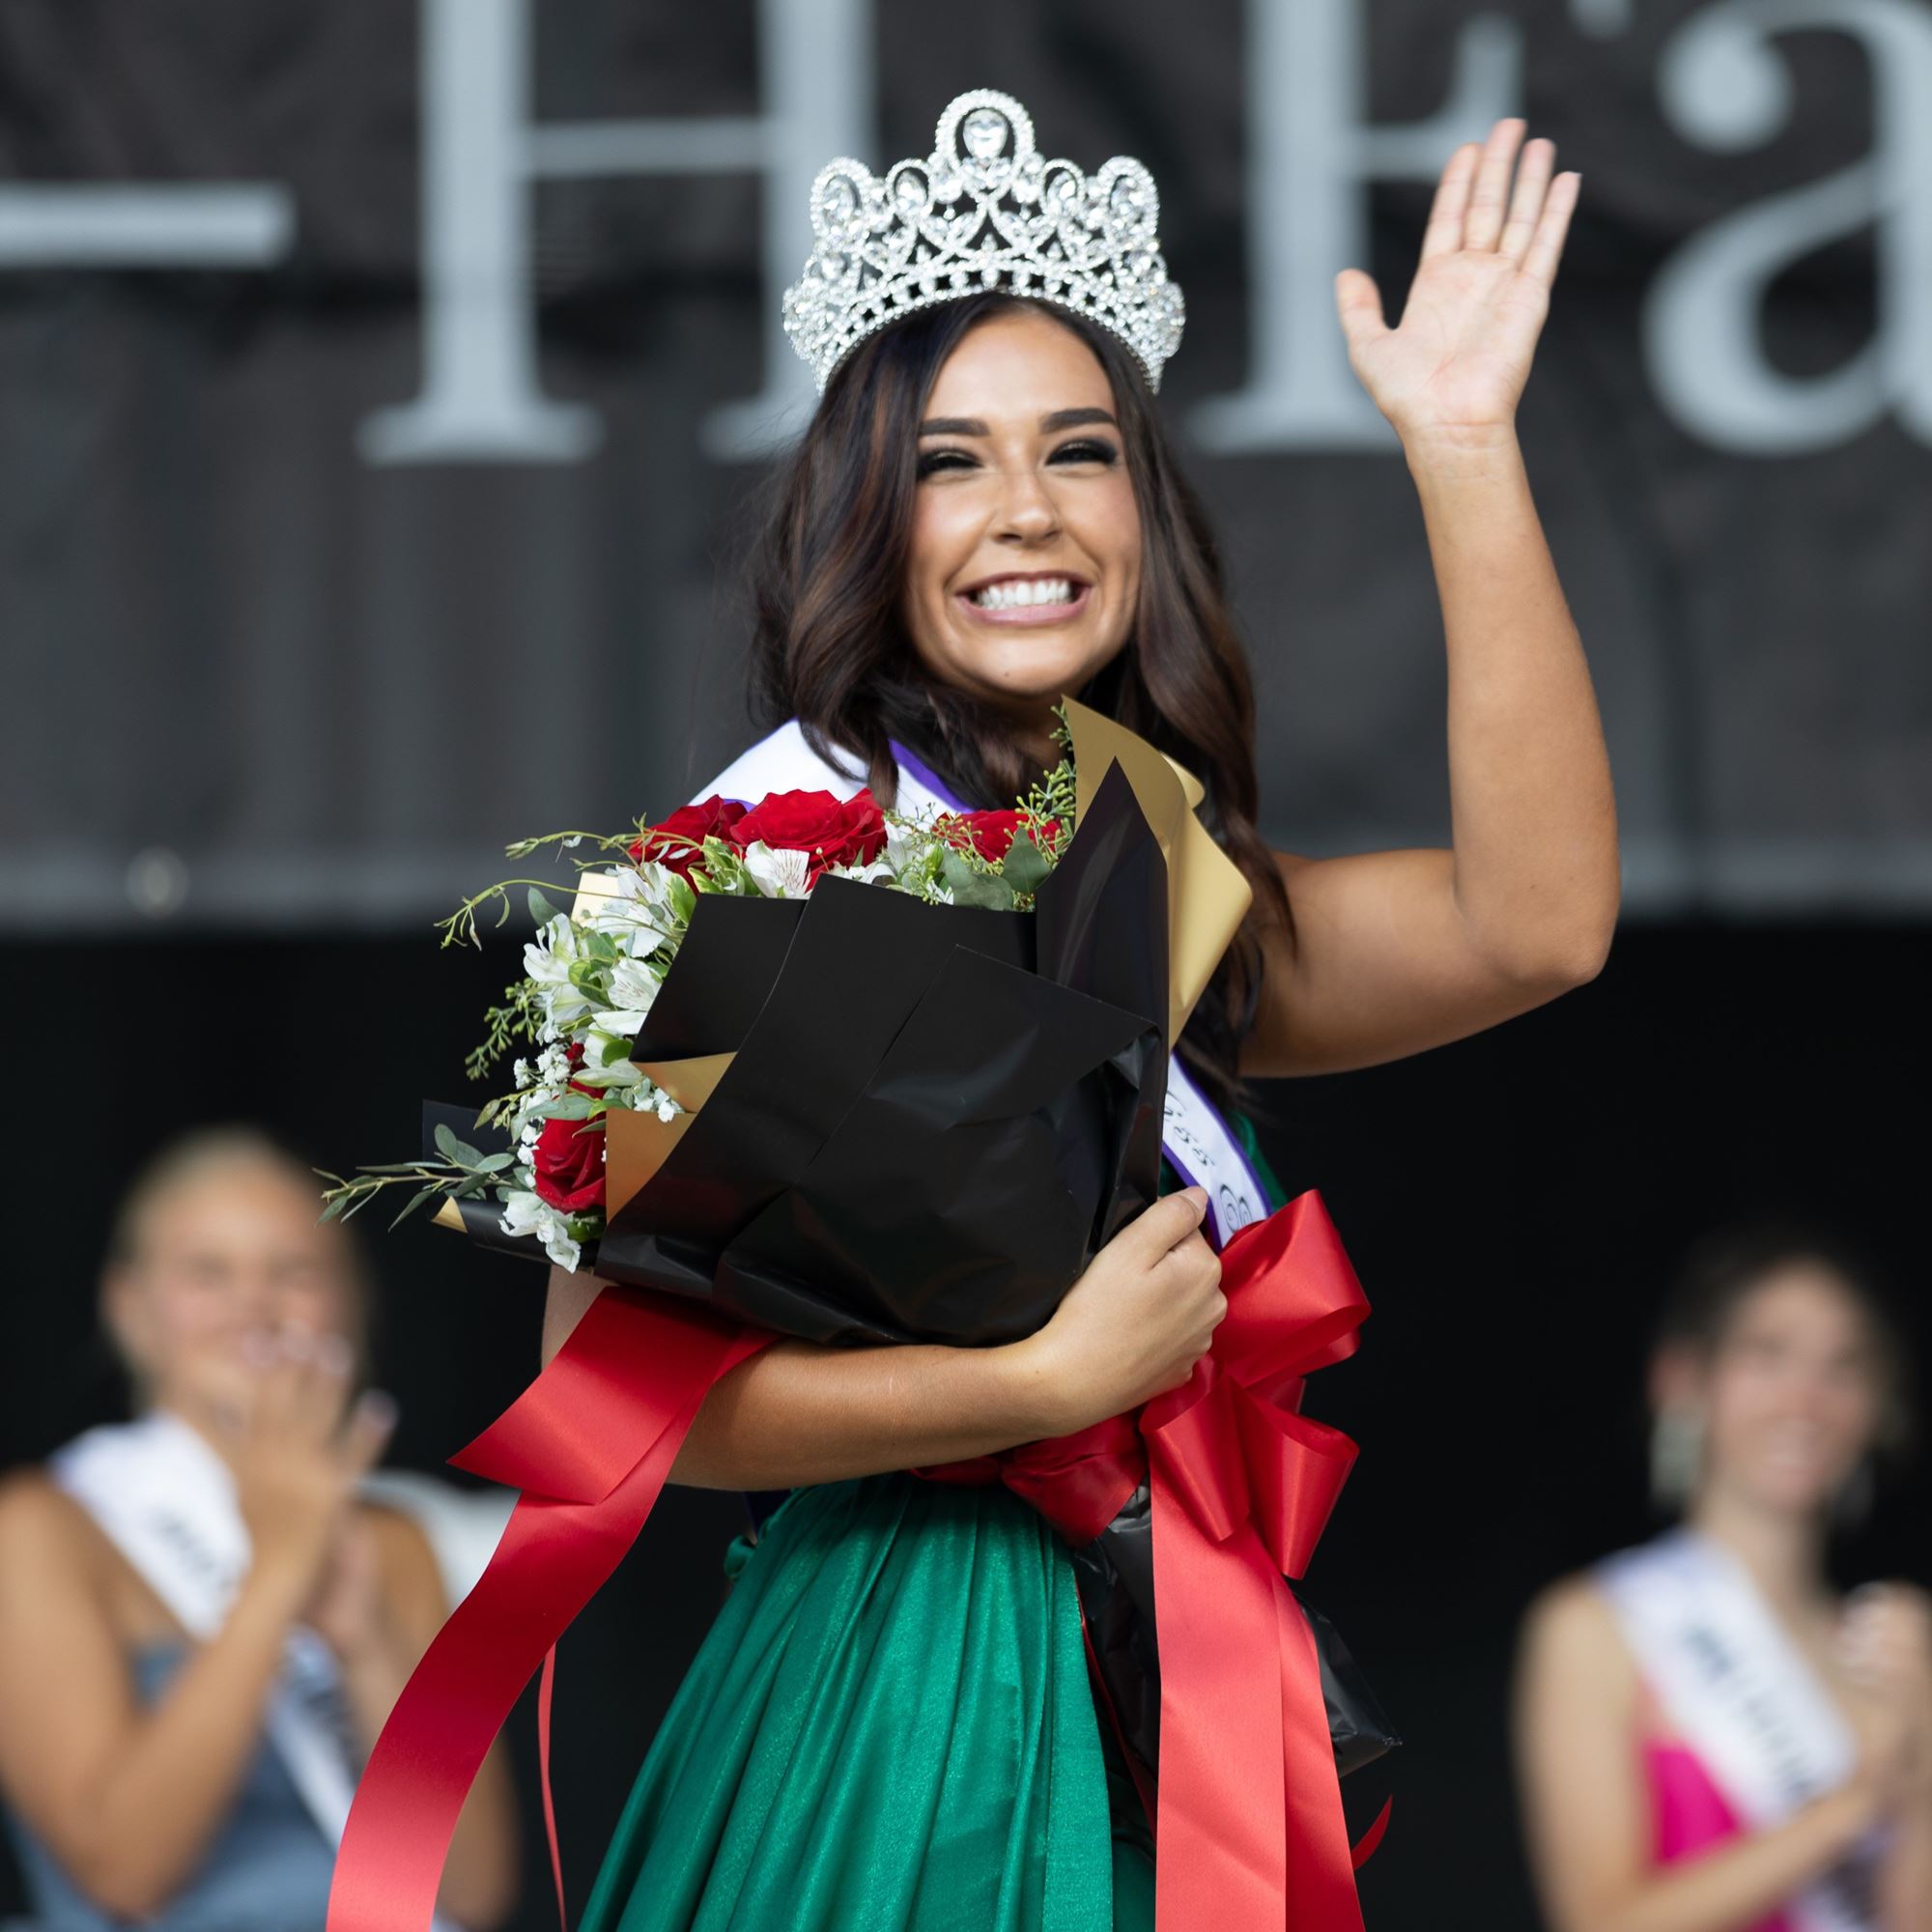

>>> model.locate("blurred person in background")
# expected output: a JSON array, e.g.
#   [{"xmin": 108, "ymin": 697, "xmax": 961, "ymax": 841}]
[
  {"xmin": 1515, "ymin": 1223, "xmax": 1932, "ymax": 1932},
  {"xmin": 0, "ymin": 1127, "xmax": 518, "ymax": 1931}
]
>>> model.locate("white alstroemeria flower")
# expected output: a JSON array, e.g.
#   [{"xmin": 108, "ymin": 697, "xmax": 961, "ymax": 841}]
[
  {"xmin": 633, "ymin": 861, "xmax": 688, "ymax": 923},
  {"xmin": 523, "ymin": 913, "xmax": 578, "ymax": 984},
  {"xmin": 572, "ymin": 1036, "xmax": 646, "ymax": 1086},
  {"xmin": 828, "ymin": 856, "xmax": 898, "ymax": 886},
  {"xmin": 883, "ymin": 819, "xmax": 928, "ymax": 873},
  {"xmin": 500, "ymin": 1189, "xmax": 581, "ymax": 1271},
  {"xmin": 740, "ymin": 839, "xmax": 811, "ymax": 898},
  {"xmin": 608, "ymin": 953, "xmax": 663, "ymax": 1015},
  {"xmin": 601, "ymin": 854, "xmax": 686, "ymax": 922},
  {"xmin": 525, "ymin": 915, "xmax": 591, "ymax": 1025}
]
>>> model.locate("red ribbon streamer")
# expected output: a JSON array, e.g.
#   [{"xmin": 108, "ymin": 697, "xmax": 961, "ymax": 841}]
[
  {"xmin": 924, "ymin": 1190, "xmax": 1374, "ymax": 1932},
  {"xmin": 324, "ymin": 1292, "xmax": 767, "ymax": 1932}
]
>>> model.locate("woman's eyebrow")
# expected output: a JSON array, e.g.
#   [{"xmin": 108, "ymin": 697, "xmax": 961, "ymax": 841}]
[{"xmin": 916, "ymin": 407, "xmax": 1120, "ymax": 436}]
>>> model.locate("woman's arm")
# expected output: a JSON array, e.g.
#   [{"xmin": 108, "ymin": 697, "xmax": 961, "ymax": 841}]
[
  {"xmin": 1515, "ymin": 1578, "xmax": 1884, "ymax": 1932},
  {"xmin": 1243, "ymin": 121, "xmax": 1619, "ymax": 1079},
  {"xmin": 541, "ymin": 1188, "xmax": 1227, "ymax": 1491},
  {"xmin": 325, "ymin": 1508, "xmax": 518, "ymax": 1929}
]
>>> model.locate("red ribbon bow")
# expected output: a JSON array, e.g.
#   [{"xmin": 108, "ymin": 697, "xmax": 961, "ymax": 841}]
[{"xmin": 923, "ymin": 1190, "xmax": 1375, "ymax": 1932}]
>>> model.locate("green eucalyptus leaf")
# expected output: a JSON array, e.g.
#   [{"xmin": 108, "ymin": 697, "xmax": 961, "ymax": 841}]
[
  {"xmin": 390, "ymin": 1183, "xmax": 445, "ymax": 1232},
  {"xmin": 528, "ymin": 887, "xmax": 565, "ymax": 926},
  {"xmin": 1000, "ymin": 834, "xmax": 1051, "ymax": 895},
  {"xmin": 434, "ymin": 1122, "xmax": 484, "ymax": 1167}
]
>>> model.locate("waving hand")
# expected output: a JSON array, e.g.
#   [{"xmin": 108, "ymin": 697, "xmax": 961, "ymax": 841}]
[{"xmin": 1335, "ymin": 119, "xmax": 1579, "ymax": 443}]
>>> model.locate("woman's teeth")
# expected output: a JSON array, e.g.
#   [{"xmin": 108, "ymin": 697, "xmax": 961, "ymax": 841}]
[{"xmin": 968, "ymin": 578, "xmax": 1077, "ymax": 610}]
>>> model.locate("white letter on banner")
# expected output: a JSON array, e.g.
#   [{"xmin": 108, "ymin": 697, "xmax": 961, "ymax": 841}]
[
  {"xmin": 1645, "ymin": 0, "xmax": 1932, "ymax": 453},
  {"xmin": 1191, "ymin": 0, "xmax": 1521, "ymax": 452},
  {"xmin": 0, "ymin": 185, "xmax": 292, "ymax": 268},
  {"xmin": 361, "ymin": 0, "xmax": 872, "ymax": 466}
]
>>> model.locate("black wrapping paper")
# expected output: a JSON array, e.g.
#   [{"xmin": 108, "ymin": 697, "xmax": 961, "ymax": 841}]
[{"xmin": 592, "ymin": 760, "xmax": 1167, "ymax": 1341}]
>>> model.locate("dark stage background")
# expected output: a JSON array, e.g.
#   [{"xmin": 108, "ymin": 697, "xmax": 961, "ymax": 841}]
[
  {"xmin": 1, "ymin": 924, "xmax": 1926, "ymax": 1929},
  {"xmin": 6, "ymin": 0, "xmax": 1932, "ymax": 1926}
]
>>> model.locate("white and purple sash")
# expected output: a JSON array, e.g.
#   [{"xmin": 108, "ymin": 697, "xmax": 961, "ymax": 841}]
[
  {"xmin": 695, "ymin": 721, "xmax": 1270, "ymax": 1247},
  {"xmin": 1597, "ymin": 1529, "xmax": 1881, "ymax": 1932}
]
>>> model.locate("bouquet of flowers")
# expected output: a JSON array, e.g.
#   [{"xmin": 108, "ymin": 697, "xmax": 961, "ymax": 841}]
[{"xmin": 322, "ymin": 735, "xmax": 1082, "ymax": 1282}]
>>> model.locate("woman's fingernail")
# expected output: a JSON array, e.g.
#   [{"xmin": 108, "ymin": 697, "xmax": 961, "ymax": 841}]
[
  {"xmin": 316, "ymin": 1335, "xmax": 353, "ymax": 1378},
  {"xmin": 280, "ymin": 1325, "xmax": 314, "ymax": 1361}
]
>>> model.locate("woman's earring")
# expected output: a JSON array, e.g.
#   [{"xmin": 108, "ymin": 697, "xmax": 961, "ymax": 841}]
[
  {"xmin": 1649, "ymin": 1406, "xmax": 1705, "ymax": 1513},
  {"xmin": 1833, "ymin": 1459, "xmax": 1875, "ymax": 1529}
]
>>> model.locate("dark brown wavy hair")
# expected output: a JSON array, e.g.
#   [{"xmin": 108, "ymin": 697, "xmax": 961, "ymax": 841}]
[{"xmin": 742, "ymin": 294, "xmax": 1288, "ymax": 1107}]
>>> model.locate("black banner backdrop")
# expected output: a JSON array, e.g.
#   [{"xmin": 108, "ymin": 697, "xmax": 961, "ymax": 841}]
[{"xmin": 3, "ymin": 0, "xmax": 1930, "ymax": 933}]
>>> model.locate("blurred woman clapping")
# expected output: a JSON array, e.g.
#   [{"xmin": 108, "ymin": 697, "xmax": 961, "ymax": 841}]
[{"xmin": 0, "ymin": 1128, "xmax": 517, "ymax": 1930}]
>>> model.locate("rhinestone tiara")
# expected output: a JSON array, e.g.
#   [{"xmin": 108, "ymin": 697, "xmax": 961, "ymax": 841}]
[{"xmin": 782, "ymin": 88, "xmax": 1185, "ymax": 395}]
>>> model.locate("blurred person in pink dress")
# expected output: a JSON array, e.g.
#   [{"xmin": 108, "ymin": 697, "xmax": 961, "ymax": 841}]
[{"xmin": 1515, "ymin": 1223, "xmax": 1932, "ymax": 1932}]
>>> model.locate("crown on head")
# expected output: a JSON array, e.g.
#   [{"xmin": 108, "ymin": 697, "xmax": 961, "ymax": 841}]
[{"xmin": 782, "ymin": 88, "xmax": 1185, "ymax": 396}]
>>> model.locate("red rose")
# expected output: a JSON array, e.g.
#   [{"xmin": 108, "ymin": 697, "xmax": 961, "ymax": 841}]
[
  {"xmin": 629, "ymin": 795, "xmax": 749, "ymax": 880},
  {"xmin": 532, "ymin": 1113, "xmax": 605, "ymax": 1214},
  {"xmin": 939, "ymin": 810, "xmax": 1057, "ymax": 863},
  {"xmin": 734, "ymin": 788, "xmax": 887, "ymax": 881}
]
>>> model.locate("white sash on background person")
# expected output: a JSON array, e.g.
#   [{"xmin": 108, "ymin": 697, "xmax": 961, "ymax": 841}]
[
  {"xmin": 695, "ymin": 720, "xmax": 1270, "ymax": 1247},
  {"xmin": 52, "ymin": 1409, "xmax": 484, "ymax": 1928},
  {"xmin": 1597, "ymin": 1528, "xmax": 1881, "ymax": 1932}
]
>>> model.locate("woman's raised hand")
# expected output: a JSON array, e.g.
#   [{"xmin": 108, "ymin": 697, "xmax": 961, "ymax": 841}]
[
  {"xmin": 1021, "ymin": 1187, "xmax": 1226, "ymax": 1435},
  {"xmin": 223, "ymin": 1329, "xmax": 396, "ymax": 1610},
  {"xmin": 1335, "ymin": 118, "xmax": 1578, "ymax": 446}
]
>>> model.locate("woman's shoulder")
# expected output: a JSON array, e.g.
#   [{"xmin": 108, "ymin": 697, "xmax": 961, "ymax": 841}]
[
  {"xmin": 1520, "ymin": 1569, "xmax": 1637, "ymax": 1682},
  {"xmin": 0, "ymin": 1468, "xmax": 116, "ymax": 1601}
]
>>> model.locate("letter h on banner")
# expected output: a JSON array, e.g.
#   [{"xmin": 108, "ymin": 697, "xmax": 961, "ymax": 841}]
[{"xmin": 359, "ymin": 0, "xmax": 872, "ymax": 466}]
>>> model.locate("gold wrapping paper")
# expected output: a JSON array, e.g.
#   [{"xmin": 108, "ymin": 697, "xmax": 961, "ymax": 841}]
[{"xmin": 1062, "ymin": 696, "xmax": 1253, "ymax": 1044}]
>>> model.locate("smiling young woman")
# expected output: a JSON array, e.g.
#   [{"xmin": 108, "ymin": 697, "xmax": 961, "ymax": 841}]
[{"xmin": 536, "ymin": 94, "xmax": 1620, "ymax": 1932}]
